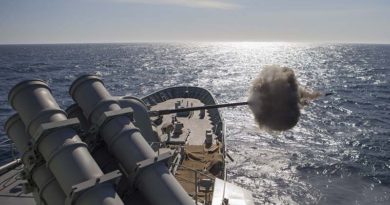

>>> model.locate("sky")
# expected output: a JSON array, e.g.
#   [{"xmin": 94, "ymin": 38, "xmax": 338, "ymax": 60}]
[{"xmin": 0, "ymin": 0, "xmax": 389, "ymax": 44}]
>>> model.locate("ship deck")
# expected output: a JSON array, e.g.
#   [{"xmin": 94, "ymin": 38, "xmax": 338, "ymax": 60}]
[
  {"xmin": 0, "ymin": 165, "xmax": 35, "ymax": 205},
  {"xmin": 151, "ymin": 98, "xmax": 216, "ymax": 145},
  {"xmin": 150, "ymin": 97, "xmax": 224, "ymax": 205}
]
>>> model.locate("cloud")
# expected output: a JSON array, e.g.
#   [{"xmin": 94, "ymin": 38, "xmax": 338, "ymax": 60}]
[{"xmin": 111, "ymin": 0, "xmax": 240, "ymax": 10}]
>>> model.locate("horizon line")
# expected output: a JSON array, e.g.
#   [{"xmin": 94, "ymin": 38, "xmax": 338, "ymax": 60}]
[{"xmin": 1, "ymin": 40, "xmax": 390, "ymax": 46}]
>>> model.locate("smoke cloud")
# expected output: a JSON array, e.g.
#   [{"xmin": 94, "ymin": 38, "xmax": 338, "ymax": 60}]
[{"xmin": 248, "ymin": 65, "xmax": 321, "ymax": 131}]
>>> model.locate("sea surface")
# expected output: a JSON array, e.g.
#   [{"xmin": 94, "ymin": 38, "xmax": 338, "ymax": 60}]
[{"xmin": 0, "ymin": 43, "xmax": 389, "ymax": 204}]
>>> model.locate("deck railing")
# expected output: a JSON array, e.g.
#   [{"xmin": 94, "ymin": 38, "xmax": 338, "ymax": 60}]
[
  {"xmin": 148, "ymin": 141, "xmax": 217, "ymax": 205},
  {"xmin": 171, "ymin": 162, "xmax": 215, "ymax": 205}
]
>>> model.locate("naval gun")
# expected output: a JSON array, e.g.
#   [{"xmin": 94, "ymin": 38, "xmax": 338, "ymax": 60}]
[
  {"xmin": 149, "ymin": 102, "xmax": 249, "ymax": 117},
  {"xmin": 149, "ymin": 92, "xmax": 331, "ymax": 117}
]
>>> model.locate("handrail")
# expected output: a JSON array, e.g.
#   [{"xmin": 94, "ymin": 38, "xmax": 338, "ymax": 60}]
[
  {"xmin": 0, "ymin": 159, "xmax": 22, "ymax": 176},
  {"xmin": 172, "ymin": 162, "xmax": 215, "ymax": 181},
  {"xmin": 170, "ymin": 162, "xmax": 215, "ymax": 205},
  {"xmin": 149, "ymin": 145, "xmax": 217, "ymax": 205}
]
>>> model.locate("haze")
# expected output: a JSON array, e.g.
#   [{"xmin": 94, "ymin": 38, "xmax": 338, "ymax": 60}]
[{"xmin": 0, "ymin": 0, "xmax": 389, "ymax": 44}]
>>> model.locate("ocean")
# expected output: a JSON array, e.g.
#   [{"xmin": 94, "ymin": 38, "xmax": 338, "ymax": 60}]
[{"xmin": 0, "ymin": 42, "xmax": 389, "ymax": 204}]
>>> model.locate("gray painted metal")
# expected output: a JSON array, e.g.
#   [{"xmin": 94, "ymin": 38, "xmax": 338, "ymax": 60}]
[
  {"xmin": 117, "ymin": 97, "xmax": 159, "ymax": 146},
  {"xmin": 212, "ymin": 178, "xmax": 255, "ymax": 205},
  {"xmin": 5, "ymin": 114, "xmax": 66, "ymax": 205},
  {"xmin": 70, "ymin": 75, "xmax": 195, "ymax": 205},
  {"xmin": 149, "ymin": 101, "xmax": 248, "ymax": 116},
  {"xmin": 8, "ymin": 80, "xmax": 124, "ymax": 205},
  {"xmin": 65, "ymin": 104, "xmax": 121, "ymax": 174},
  {"xmin": 0, "ymin": 159, "xmax": 21, "ymax": 176},
  {"xmin": 66, "ymin": 104, "xmax": 90, "ymax": 130}
]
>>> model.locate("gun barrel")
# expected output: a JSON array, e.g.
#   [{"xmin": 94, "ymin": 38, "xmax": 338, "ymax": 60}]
[{"xmin": 150, "ymin": 101, "xmax": 248, "ymax": 116}]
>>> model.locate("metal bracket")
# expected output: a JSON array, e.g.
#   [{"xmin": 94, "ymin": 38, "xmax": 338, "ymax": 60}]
[
  {"xmin": 20, "ymin": 152, "xmax": 46, "ymax": 187},
  {"xmin": 86, "ymin": 107, "xmax": 134, "ymax": 140},
  {"xmin": 136, "ymin": 151, "xmax": 172, "ymax": 170},
  {"xmin": 32, "ymin": 118, "xmax": 80, "ymax": 144},
  {"xmin": 66, "ymin": 170, "xmax": 122, "ymax": 205},
  {"xmin": 125, "ymin": 151, "xmax": 173, "ymax": 189},
  {"xmin": 96, "ymin": 107, "xmax": 134, "ymax": 129},
  {"xmin": 85, "ymin": 108, "xmax": 134, "ymax": 151},
  {"xmin": 22, "ymin": 149, "xmax": 43, "ymax": 172}
]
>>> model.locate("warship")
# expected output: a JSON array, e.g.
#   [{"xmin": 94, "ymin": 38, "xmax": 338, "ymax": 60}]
[{"xmin": 0, "ymin": 75, "xmax": 254, "ymax": 205}]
